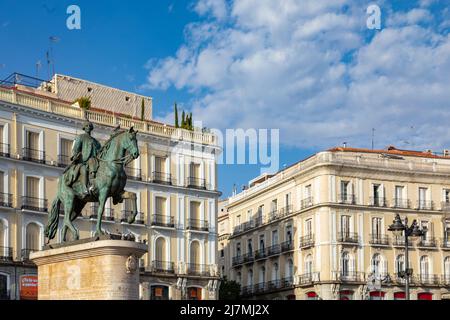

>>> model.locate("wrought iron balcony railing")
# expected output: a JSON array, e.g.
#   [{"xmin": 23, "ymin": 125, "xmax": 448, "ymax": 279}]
[
  {"xmin": 392, "ymin": 198, "xmax": 410, "ymax": 209},
  {"xmin": 150, "ymin": 214, "xmax": 175, "ymax": 228},
  {"xmin": 22, "ymin": 147, "xmax": 45, "ymax": 164},
  {"xmin": 254, "ymin": 248, "xmax": 267, "ymax": 260},
  {"xmin": 0, "ymin": 246, "xmax": 13, "ymax": 261},
  {"xmin": 337, "ymin": 232, "xmax": 359, "ymax": 244},
  {"xmin": 124, "ymin": 166, "xmax": 142, "ymax": 181},
  {"xmin": 0, "ymin": 193, "xmax": 13, "ymax": 208},
  {"xmin": 441, "ymin": 275, "xmax": 450, "ymax": 286},
  {"xmin": 242, "ymin": 252, "xmax": 254, "ymax": 263},
  {"xmin": 338, "ymin": 194, "xmax": 356, "ymax": 205},
  {"xmin": 253, "ymin": 282, "xmax": 266, "ymax": 294},
  {"xmin": 417, "ymin": 200, "xmax": 434, "ymax": 210},
  {"xmin": 186, "ymin": 218, "xmax": 209, "ymax": 231},
  {"xmin": 369, "ymin": 234, "xmax": 390, "ymax": 246},
  {"xmin": 267, "ymin": 244, "xmax": 281, "ymax": 257},
  {"xmin": 369, "ymin": 196, "xmax": 387, "ymax": 207},
  {"xmin": 281, "ymin": 240, "xmax": 294, "ymax": 252},
  {"xmin": 299, "ymin": 234, "xmax": 315, "ymax": 248},
  {"xmin": 241, "ymin": 285, "xmax": 253, "ymax": 296},
  {"xmin": 57, "ymin": 154, "xmax": 71, "ymax": 168},
  {"xmin": 392, "ymin": 236, "xmax": 413, "ymax": 247},
  {"xmin": 417, "ymin": 274, "xmax": 440, "ymax": 285},
  {"xmin": 254, "ymin": 215, "xmax": 264, "ymax": 227},
  {"xmin": 21, "ymin": 248, "xmax": 37, "ymax": 262},
  {"xmin": 232, "ymin": 255, "xmax": 243, "ymax": 266},
  {"xmin": 151, "ymin": 260, "xmax": 175, "ymax": 274},
  {"xmin": 417, "ymin": 237, "xmax": 437, "ymax": 248},
  {"xmin": 441, "ymin": 201, "xmax": 450, "ymax": 212},
  {"xmin": 21, "ymin": 196, "xmax": 48, "ymax": 212},
  {"xmin": 186, "ymin": 177, "xmax": 207, "ymax": 190},
  {"xmin": 120, "ymin": 210, "xmax": 144, "ymax": 224},
  {"xmin": 0, "ymin": 143, "xmax": 10, "ymax": 158},
  {"xmin": 441, "ymin": 237, "xmax": 450, "ymax": 249},
  {"xmin": 151, "ymin": 171, "xmax": 173, "ymax": 185},
  {"xmin": 301, "ymin": 197, "xmax": 314, "ymax": 209},
  {"xmin": 298, "ymin": 272, "xmax": 320, "ymax": 285},
  {"xmin": 186, "ymin": 263, "xmax": 210, "ymax": 276},
  {"xmin": 332, "ymin": 271, "xmax": 365, "ymax": 282}
]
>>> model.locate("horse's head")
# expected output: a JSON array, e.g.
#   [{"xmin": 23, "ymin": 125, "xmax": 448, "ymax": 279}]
[{"xmin": 122, "ymin": 126, "xmax": 140, "ymax": 160}]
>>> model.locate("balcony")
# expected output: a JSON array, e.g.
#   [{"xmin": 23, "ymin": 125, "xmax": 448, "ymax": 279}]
[
  {"xmin": 392, "ymin": 198, "xmax": 410, "ymax": 209},
  {"xmin": 279, "ymin": 204, "xmax": 293, "ymax": 217},
  {"xmin": 337, "ymin": 232, "xmax": 359, "ymax": 244},
  {"xmin": 120, "ymin": 210, "xmax": 144, "ymax": 224},
  {"xmin": 150, "ymin": 214, "xmax": 175, "ymax": 228},
  {"xmin": 392, "ymin": 236, "xmax": 413, "ymax": 247},
  {"xmin": 150, "ymin": 260, "xmax": 175, "ymax": 274},
  {"xmin": 301, "ymin": 197, "xmax": 314, "ymax": 209},
  {"xmin": 253, "ymin": 282, "xmax": 266, "ymax": 294},
  {"xmin": 57, "ymin": 154, "xmax": 71, "ymax": 168},
  {"xmin": 417, "ymin": 200, "xmax": 434, "ymax": 210},
  {"xmin": 254, "ymin": 215, "xmax": 264, "ymax": 227},
  {"xmin": 21, "ymin": 196, "xmax": 48, "ymax": 212},
  {"xmin": 103, "ymin": 208, "xmax": 115, "ymax": 221},
  {"xmin": 186, "ymin": 177, "xmax": 207, "ymax": 190},
  {"xmin": 281, "ymin": 240, "xmax": 294, "ymax": 252},
  {"xmin": 242, "ymin": 252, "xmax": 254, "ymax": 264},
  {"xmin": 338, "ymin": 194, "xmax": 356, "ymax": 205},
  {"xmin": 21, "ymin": 248, "xmax": 37, "ymax": 262},
  {"xmin": 241, "ymin": 285, "xmax": 253, "ymax": 297},
  {"xmin": 124, "ymin": 166, "xmax": 142, "ymax": 181},
  {"xmin": 0, "ymin": 143, "xmax": 10, "ymax": 157},
  {"xmin": 441, "ymin": 275, "xmax": 450, "ymax": 286},
  {"xmin": 441, "ymin": 201, "xmax": 450, "ymax": 212},
  {"xmin": 417, "ymin": 237, "xmax": 437, "ymax": 249},
  {"xmin": 232, "ymin": 255, "xmax": 243, "ymax": 266},
  {"xmin": 369, "ymin": 196, "xmax": 387, "ymax": 207},
  {"xmin": 369, "ymin": 234, "xmax": 390, "ymax": 246},
  {"xmin": 298, "ymin": 272, "xmax": 320, "ymax": 286},
  {"xmin": 22, "ymin": 147, "xmax": 45, "ymax": 164},
  {"xmin": 186, "ymin": 218, "xmax": 208, "ymax": 232},
  {"xmin": 299, "ymin": 234, "xmax": 315, "ymax": 248},
  {"xmin": 417, "ymin": 274, "xmax": 440, "ymax": 286},
  {"xmin": 0, "ymin": 246, "xmax": 13, "ymax": 261},
  {"xmin": 151, "ymin": 171, "xmax": 173, "ymax": 185},
  {"xmin": 0, "ymin": 193, "xmax": 13, "ymax": 208},
  {"xmin": 266, "ymin": 244, "xmax": 281, "ymax": 257},
  {"xmin": 186, "ymin": 263, "xmax": 210, "ymax": 276},
  {"xmin": 254, "ymin": 248, "xmax": 267, "ymax": 260},
  {"xmin": 266, "ymin": 279, "xmax": 281, "ymax": 291},
  {"xmin": 441, "ymin": 238, "xmax": 450, "ymax": 250},
  {"xmin": 333, "ymin": 271, "xmax": 365, "ymax": 283}
]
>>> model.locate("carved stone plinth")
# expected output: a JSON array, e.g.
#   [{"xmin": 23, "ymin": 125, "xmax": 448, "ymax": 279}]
[{"xmin": 30, "ymin": 238, "xmax": 147, "ymax": 300}]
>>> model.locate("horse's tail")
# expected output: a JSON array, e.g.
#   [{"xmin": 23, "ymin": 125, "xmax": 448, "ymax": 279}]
[{"xmin": 44, "ymin": 197, "xmax": 61, "ymax": 241}]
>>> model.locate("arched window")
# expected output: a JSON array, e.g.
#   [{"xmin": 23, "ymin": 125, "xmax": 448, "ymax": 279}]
[
  {"xmin": 305, "ymin": 254, "xmax": 313, "ymax": 275},
  {"xmin": 444, "ymin": 257, "xmax": 450, "ymax": 284},
  {"xmin": 341, "ymin": 252, "xmax": 350, "ymax": 276},
  {"xmin": 248, "ymin": 269, "xmax": 253, "ymax": 286},
  {"xmin": 190, "ymin": 241, "xmax": 200, "ymax": 265},
  {"xmin": 420, "ymin": 256, "xmax": 430, "ymax": 278},
  {"xmin": 396, "ymin": 254, "xmax": 405, "ymax": 273},
  {"xmin": 25, "ymin": 223, "xmax": 40, "ymax": 251},
  {"xmin": 155, "ymin": 237, "xmax": 166, "ymax": 262},
  {"xmin": 371, "ymin": 254, "xmax": 382, "ymax": 277},
  {"xmin": 272, "ymin": 262, "xmax": 279, "ymax": 281}
]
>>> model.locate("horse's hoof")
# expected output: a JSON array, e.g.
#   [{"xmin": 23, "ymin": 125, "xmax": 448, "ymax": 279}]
[{"xmin": 94, "ymin": 230, "xmax": 105, "ymax": 237}]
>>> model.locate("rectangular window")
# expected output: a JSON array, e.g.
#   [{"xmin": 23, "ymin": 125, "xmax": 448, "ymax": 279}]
[
  {"xmin": 341, "ymin": 215, "xmax": 351, "ymax": 235},
  {"xmin": 155, "ymin": 196, "xmax": 167, "ymax": 215},
  {"xmin": 270, "ymin": 199, "xmax": 277, "ymax": 213},
  {"xmin": 236, "ymin": 242, "xmax": 241, "ymax": 256},
  {"xmin": 189, "ymin": 201, "xmax": 200, "ymax": 220},
  {"xmin": 236, "ymin": 215, "xmax": 241, "ymax": 228},
  {"xmin": 190, "ymin": 162, "xmax": 200, "ymax": 178},
  {"xmin": 26, "ymin": 177, "xmax": 39, "ymax": 198},
  {"xmin": 305, "ymin": 219, "xmax": 312, "ymax": 237},
  {"xmin": 27, "ymin": 131, "xmax": 39, "ymax": 150},
  {"xmin": 305, "ymin": 185, "xmax": 312, "ymax": 198},
  {"xmin": 341, "ymin": 181, "xmax": 349, "ymax": 201},
  {"xmin": 285, "ymin": 193, "xmax": 291, "ymax": 207},
  {"xmin": 272, "ymin": 230, "xmax": 278, "ymax": 245},
  {"xmin": 373, "ymin": 184, "xmax": 380, "ymax": 204},
  {"xmin": 372, "ymin": 217, "xmax": 382, "ymax": 237},
  {"xmin": 247, "ymin": 239, "xmax": 253, "ymax": 254},
  {"xmin": 445, "ymin": 189, "xmax": 450, "ymax": 203},
  {"xmin": 395, "ymin": 186, "xmax": 404, "ymax": 207},
  {"xmin": 155, "ymin": 156, "xmax": 166, "ymax": 173},
  {"xmin": 259, "ymin": 235, "xmax": 265, "ymax": 250},
  {"xmin": 0, "ymin": 171, "xmax": 3, "ymax": 194},
  {"xmin": 286, "ymin": 225, "xmax": 292, "ymax": 242},
  {"xmin": 419, "ymin": 187, "xmax": 427, "ymax": 208}
]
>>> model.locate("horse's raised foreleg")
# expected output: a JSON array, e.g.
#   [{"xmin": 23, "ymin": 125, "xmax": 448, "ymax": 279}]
[
  {"xmin": 94, "ymin": 193, "xmax": 108, "ymax": 237},
  {"xmin": 62, "ymin": 198, "xmax": 79, "ymax": 241}
]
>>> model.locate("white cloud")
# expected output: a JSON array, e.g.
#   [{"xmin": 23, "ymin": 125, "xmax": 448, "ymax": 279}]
[
  {"xmin": 194, "ymin": 0, "xmax": 228, "ymax": 20},
  {"xmin": 144, "ymin": 1, "xmax": 450, "ymax": 151}
]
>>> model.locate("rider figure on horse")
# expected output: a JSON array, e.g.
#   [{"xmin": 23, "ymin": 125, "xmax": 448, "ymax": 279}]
[{"xmin": 71, "ymin": 120, "xmax": 102, "ymax": 196}]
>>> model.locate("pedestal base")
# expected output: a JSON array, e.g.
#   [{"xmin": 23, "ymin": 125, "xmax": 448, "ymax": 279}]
[{"xmin": 30, "ymin": 239, "xmax": 147, "ymax": 300}]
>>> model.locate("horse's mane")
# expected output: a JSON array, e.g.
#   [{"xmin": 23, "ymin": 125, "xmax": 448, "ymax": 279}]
[{"xmin": 98, "ymin": 130, "xmax": 126, "ymax": 159}]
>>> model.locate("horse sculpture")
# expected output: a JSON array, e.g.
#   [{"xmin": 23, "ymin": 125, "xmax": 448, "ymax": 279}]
[{"xmin": 44, "ymin": 127, "xmax": 140, "ymax": 242}]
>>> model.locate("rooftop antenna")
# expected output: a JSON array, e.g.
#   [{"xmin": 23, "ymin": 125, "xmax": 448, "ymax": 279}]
[
  {"xmin": 371, "ymin": 128, "xmax": 375, "ymax": 150},
  {"xmin": 49, "ymin": 36, "xmax": 60, "ymax": 78},
  {"xmin": 35, "ymin": 60, "xmax": 42, "ymax": 79}
]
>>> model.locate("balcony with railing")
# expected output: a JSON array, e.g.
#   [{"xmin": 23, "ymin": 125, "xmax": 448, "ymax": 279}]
[
  {"xmin": 124, "ymin": 166, "xmax": 142, "ymax": 181},
  {"xmin": 150, "ymin": 214, "xmax": 175, "ymax": 228},
  {"xmin": 333, "ymin": 271, "xmax": 365, "ymax": 283},
  {"xmin": 120, "ymin": 210, "xmax": 144, "ymax": 224},
  {"xmin": 297, "ymin": 272, "xmax": 320, "ymax": 286},
  {"xmin": 150, "ymin": 260, "xmax": 175, "ymax": 274},
  {"xmin": 301, "ymin": 197, "xmax": 314, "ymax": 209},
  {"xmin": 279, "ymin": 204, "xmax": 293, "ymax": 218},
  {"xmin": 242, "ymin": 252, "xmax": 254, "ymax": 264},
  {"xmin": 392, "ymin": 198, "xmax": 410, "ymax": 209},
  {"xmin": 392, "ymin": 236, "xmax": 413, "ymax": 247},
  {"xmin": 254, "ymin": 215, "xmax": 264, "ymax": 228},
  {"xmin": 369, "ymin": 196, "xmax": 387, "ymax": 207},
  {"xmin": 186, "ymin": 263, "xmax": 210, "ymax": 276},
  {"xmin": 103, "ymin": 208, "xmax": 115, "ymax": 221},
  {"xmin": 0, "ymin": 193, "xmax": 13, "ymax": 208},
  {"xmin": 232, "ymin": 255, "xmax": 243, "ymax": 266},
  {"xmin": 337, "ymin": 232, "xmax": 359, "ymax": 244},
  {"xmin": 338, "ymin": 194, "xmax": 356, "ymax": 205},
  {"xmin": 299, "ymin": 234, "xmax": 315, "ymax": 248},
  {"xmin": 21, "ymin": 248, "xmax": 37, "ymax": 262},
  {"xmin": 186, "ymin": 177, "xmax": 207, "ymax": 190},
  {"xmin": 417, "ymin": 200, "xmax": 434, "ymax": 210},
  {"xmin": 441, "ymin": 201, "xmax": 450, "ymax": 212},
  {"xmin": 186, "ymin": 218, "xmax": 209, "ymax": 231},
  {"xmin": 254, "ymin": 248, "xmax": 267, "ymax": 261},
  {"xmin": 266, "ymin": 244, "xmax": 281, "ymax": 257},
  {"xmin": 441, "ymin": 237, "xmax": 450, "ymax": 250},
  {"xmin": 369, "ymin": 234, "xmax": 390, "ymax": 246},
  {"xmin": 0, "ymin": 246, "xmax": 13, "ymax": 261},
  {"xmin": 417, "ymin": 237, "xmax": 437, "ymax": 249},
  {"xmin": 0, "ymin": 143, "xmax": 10, "ymax": 158},
  {"xmin": 441, "ymin": 275, "xmax": 450, "ymax": 286},
  {"xmin": 281, "ymin": 240, "xmax": 294, "ymax": 252},
  {"xmin": 57, "ymin": 154, "xmax": 71, "ymax": 168},
  {"xmin": 21, "ymin": 196, "xmax": 48, "ymax": 212},
  {"xmin": 417, "ymin": 274, "xmax": 440, "ymax": 286},
  {"xmin": 241, "ymin": 285, "xmax": 253, "ymax": 297},
  {"xmin": 253, "ymin": 282, "xmax": 266, "ymax": 294},
  {"xmin": 151, "ymin": 171, "xmax": 173, "ymax": 185},
  {"xmin": 22, "ymin": 147, "xmax": 45, "ymax": 164}
]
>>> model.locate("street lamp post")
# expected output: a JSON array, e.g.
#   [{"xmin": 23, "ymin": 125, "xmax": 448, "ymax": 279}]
[{"xmin": 388, "ymin": 213, "xmax": 426, "ymax": 300}]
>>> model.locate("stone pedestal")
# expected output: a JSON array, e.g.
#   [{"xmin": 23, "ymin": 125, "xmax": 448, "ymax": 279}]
[{"xmin": 30, "ymin": 239, "xmax": 147, "ymax": 300}]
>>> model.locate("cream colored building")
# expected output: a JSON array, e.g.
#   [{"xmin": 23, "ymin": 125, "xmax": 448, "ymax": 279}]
[
  {"xmin": 222, "ymin": 147, "xmax": 450, "ymax": 300},
  {"xmin": 0, "ymin": 73, "xmax": 221, "ymax": 300}
]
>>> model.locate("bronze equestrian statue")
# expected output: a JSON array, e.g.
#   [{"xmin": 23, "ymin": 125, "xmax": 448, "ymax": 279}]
[{"xmin": 44, "ymin": 121, "xmax": 140, "ymax": 242}]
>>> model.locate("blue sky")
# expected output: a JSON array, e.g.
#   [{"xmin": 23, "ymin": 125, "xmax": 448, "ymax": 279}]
[{"xmin": 1, "ymin": 0, "xmax": 450, "ymax": 198}]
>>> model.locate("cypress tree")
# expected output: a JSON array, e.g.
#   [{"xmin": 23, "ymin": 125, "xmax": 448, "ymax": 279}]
[
  {"xmin": 181, "ymin": 110, "xmax": 186, "ymax": 129},
  {"xmin": 189, "ymin": 112, "xmax": 193, "ymax": 130},
  {"xmin": 174, "ymin": 102, "xmax": 179, "ymax": 128},
  {"xmin": 140, "ymin": 98, "xmax": 145, "ymax": 121}
]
